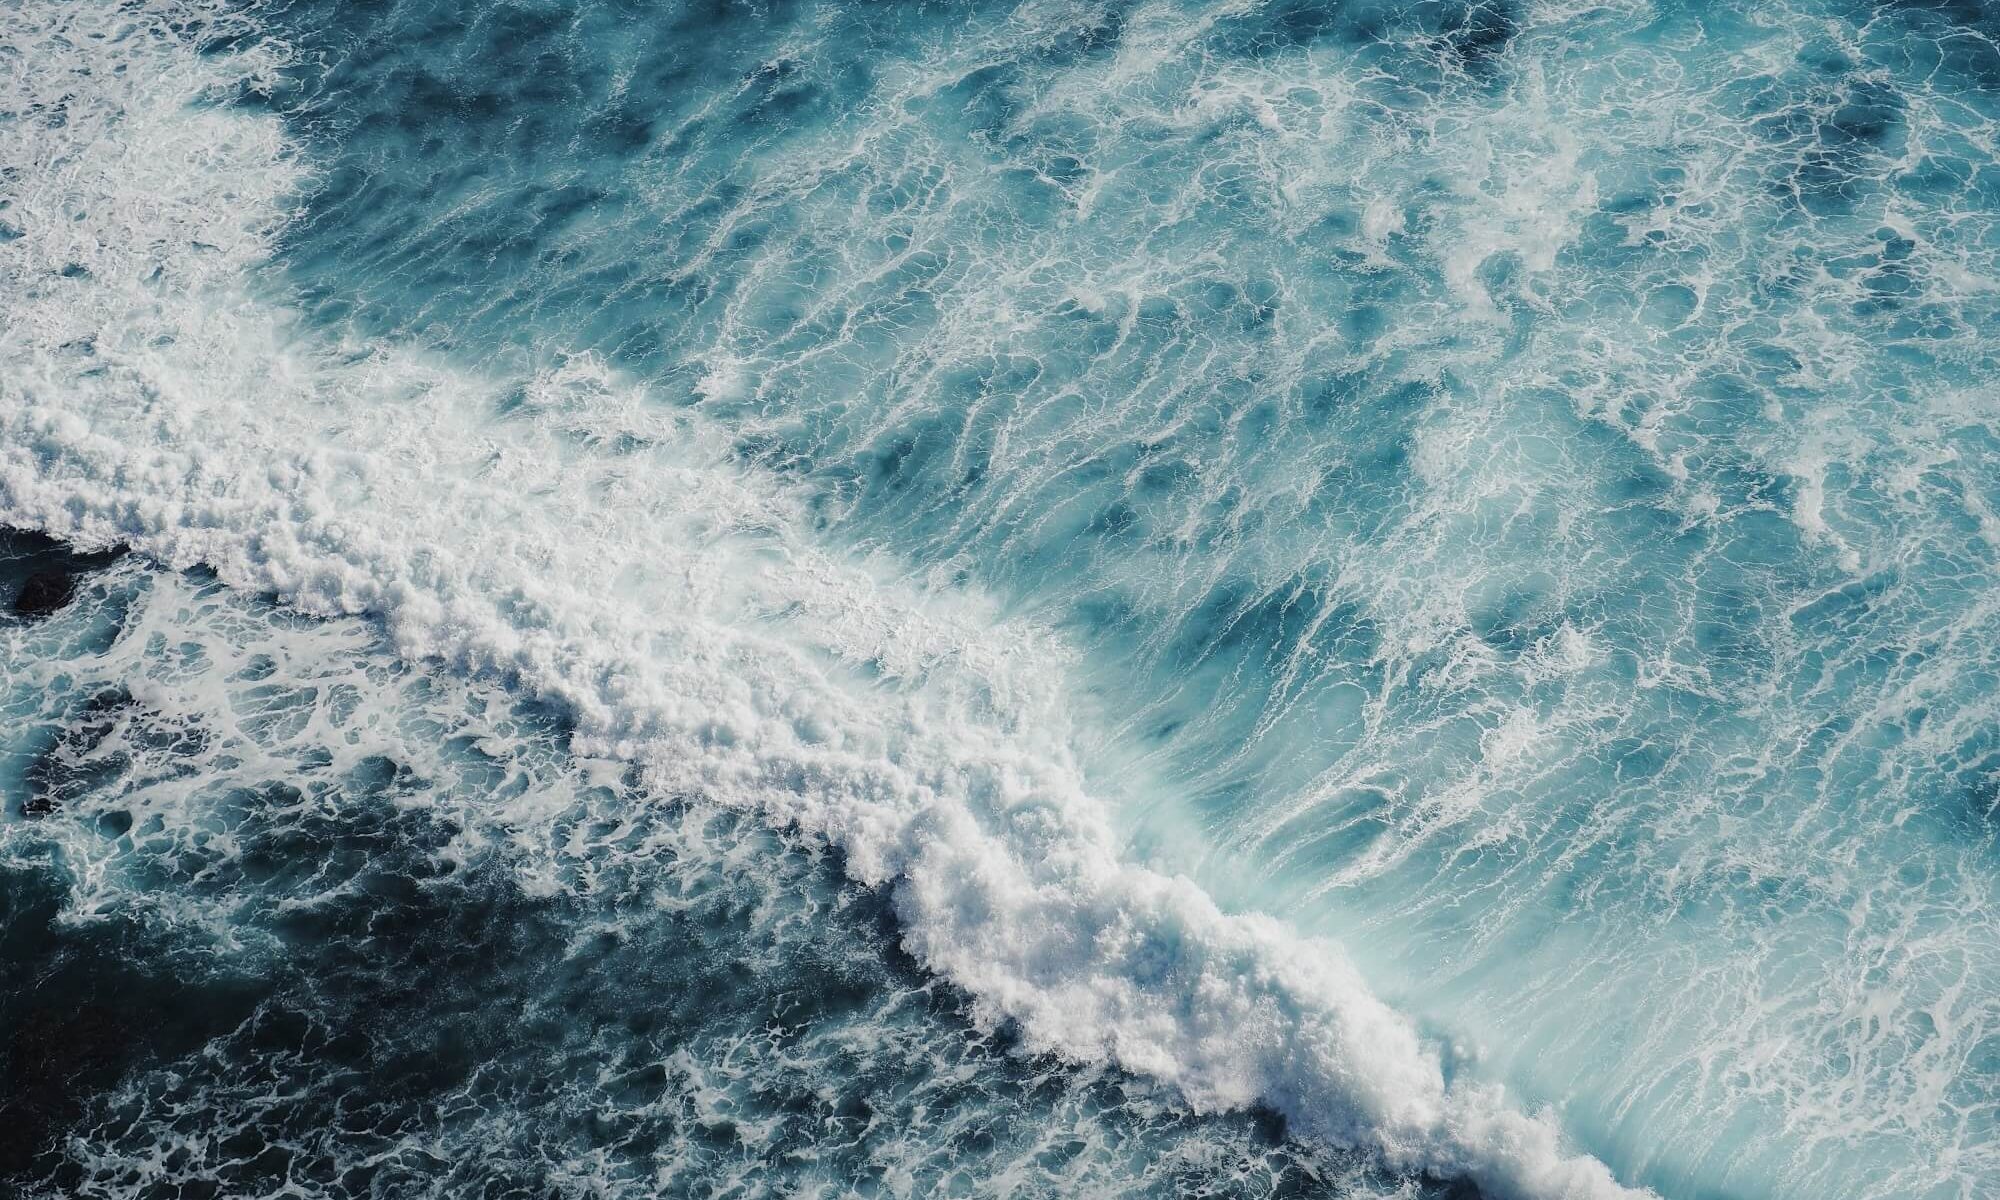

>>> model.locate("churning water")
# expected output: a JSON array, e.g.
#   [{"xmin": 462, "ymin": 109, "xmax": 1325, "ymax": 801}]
[{"xmin": 6, "ymin": 2, "xmax": 2000, "ymax": 1197}]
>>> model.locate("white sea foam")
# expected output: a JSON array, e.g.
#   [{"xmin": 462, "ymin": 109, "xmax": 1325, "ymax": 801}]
[{"xmin": 0, "ymin": 2, "xmax": 1643, "ymax": 1197}]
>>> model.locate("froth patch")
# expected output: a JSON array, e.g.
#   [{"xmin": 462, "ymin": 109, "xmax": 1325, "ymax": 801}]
[{"xmin": 0, "ymin": 3, "xmax": 1643, "ymax": 1198}]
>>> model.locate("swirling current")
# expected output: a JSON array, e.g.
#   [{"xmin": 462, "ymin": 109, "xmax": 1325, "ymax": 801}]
[{"xmin": 4, "ymin": 1, "xmax": 2000, "ymax": 1197}]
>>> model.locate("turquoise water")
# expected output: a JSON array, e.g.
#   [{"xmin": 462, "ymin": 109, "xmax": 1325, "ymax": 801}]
[{"xmin": 5, "ymin": 0, "xmax": 2000, "ymax": 1197}]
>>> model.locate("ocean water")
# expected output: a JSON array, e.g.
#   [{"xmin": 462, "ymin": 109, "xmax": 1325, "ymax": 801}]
[{"xmin": 4, "ymin": 0, "xmax": 1999, "ymax": 1197}]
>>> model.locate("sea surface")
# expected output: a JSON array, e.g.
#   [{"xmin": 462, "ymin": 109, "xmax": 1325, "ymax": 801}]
[{"xmin": 4, "ymin": 1, "xmax": 2000, "ymax": 1197}]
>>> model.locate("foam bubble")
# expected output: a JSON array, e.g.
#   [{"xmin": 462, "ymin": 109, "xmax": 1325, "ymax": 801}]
[{"xmin": 0, "ymin": 3, "xmax": 1641, "ymax": 1198}]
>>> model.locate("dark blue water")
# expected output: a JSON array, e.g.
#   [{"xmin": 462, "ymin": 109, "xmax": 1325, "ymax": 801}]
[
  {"xmin": 1, "ymin": 537, "xmax": 1400, "ymax": 1199},
  {"xmin": 5, "ymin": 0, "xmax": 2000, "ymax": 1196}
]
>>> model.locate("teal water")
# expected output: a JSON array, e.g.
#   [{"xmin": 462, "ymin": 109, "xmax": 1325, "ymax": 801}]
[
  {"xmin": 5, "ymin": 0, "xmax": 2000, "ymax": 1197},
  {"xmin": 0, "ymin": 538, "xmax": 1391, "ymax": 1199}
]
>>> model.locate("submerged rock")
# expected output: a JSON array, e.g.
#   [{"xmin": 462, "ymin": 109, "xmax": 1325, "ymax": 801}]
[
  {"xmin": 0, "ymin": 529, "xmax": 127, "ymax": 623},
  {"xmin": 12, "ymin": 572, "xmax": 76, "ymax": 619}
]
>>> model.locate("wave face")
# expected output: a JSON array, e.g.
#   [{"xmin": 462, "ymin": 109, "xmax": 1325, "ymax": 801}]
[
  {"xmin": 1, "ymin": 538, "xmax": 1432, "ymax": 1199},
  {"xmin": 5, "ymin": 0, "xmax": 2000, "ymax": 1197}
]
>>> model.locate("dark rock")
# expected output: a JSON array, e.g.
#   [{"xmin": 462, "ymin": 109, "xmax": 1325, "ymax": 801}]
[
  {"xmin": 12, "ymin": 572, "xmax": 76, "ymax": 619},
  {"xmin": 0, "ymin": 529, "xmax": 128, "ymax": 623}
]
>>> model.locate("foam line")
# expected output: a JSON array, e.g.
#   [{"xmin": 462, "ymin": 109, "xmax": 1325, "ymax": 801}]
[{"xmin": 0, "ymin": 3, "xmax": 1642, "ymax": 1196}]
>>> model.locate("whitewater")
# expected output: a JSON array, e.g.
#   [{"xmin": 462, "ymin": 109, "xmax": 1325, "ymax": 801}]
[{"xmin": 3, "ymin": 1, "xmax": 1998, "ymax": 1198}]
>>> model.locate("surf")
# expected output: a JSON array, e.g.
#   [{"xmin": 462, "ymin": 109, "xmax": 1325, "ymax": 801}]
[
  {"xmin": 0, "ymin": 1, "xmax": 1635, "ymax": 1196},
  {"xmin": 8, "ymin": 0, "xmax": 2000, "ymax": 1197}
]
